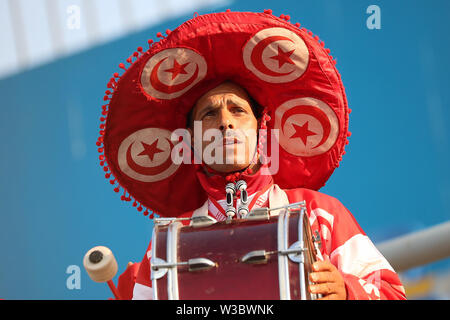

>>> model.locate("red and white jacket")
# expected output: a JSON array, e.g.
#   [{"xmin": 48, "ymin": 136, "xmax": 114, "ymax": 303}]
[{"xmin": 121, "ymin": 169, "xmax": 406, "ymax": 300}]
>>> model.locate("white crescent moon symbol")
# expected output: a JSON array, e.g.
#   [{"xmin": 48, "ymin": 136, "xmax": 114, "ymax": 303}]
[
  {"xmin": 243, "ymin": 27, "xmax": 309, "ymax": 83},
  {"xmin": 126, "ymin": 138, "xmax": 174, "ymax": 176},
  {"xmin": 118, "ymin": 128, "xmax": 180, "ymax": 182},
  {"xmin": 140, "ymin": 48, "xmax": 207, "ymax": 100},
  {"xmin": 250, "ymin": 35, "xmax": 296, "ymax": 77},
  {"xmin": 275, "ymin": 97, "xmax": 339, "ymax": 157},
  {"xmin": 149, "ymin": 58, "xmax": 200, "ymax": 94}
]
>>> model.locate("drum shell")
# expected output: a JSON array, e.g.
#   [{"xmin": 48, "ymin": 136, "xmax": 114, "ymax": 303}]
[{"xmin": 153, "ymin": 213, "xmax": 317, "ymax": 300}]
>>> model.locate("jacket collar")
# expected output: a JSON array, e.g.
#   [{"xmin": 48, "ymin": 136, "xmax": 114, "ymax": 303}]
[{"xmin": 195, "ymin": 164, "xmax": 273, "ymax": 201}]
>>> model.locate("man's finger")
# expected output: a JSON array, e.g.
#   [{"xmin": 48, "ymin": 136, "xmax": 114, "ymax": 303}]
[
  {"xmin": 309, "ymin": 271, "xmax": 336, "ymax": 284},
  {"xmin": 309, "ymin": 282, "xmax": 337, "ymax": 295},
  {"xmin": 312, "ymin": 260, "xmax": 335, "ymax": 272}
]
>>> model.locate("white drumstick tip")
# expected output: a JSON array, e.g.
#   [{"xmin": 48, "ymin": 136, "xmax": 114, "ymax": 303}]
[{"xmin": 83, "ymin": 246, "xmax": 118, "ymax": 283}]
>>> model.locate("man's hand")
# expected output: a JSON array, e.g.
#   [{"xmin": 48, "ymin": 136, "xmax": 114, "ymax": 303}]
[{"xmin": 309, "ymin": 260, "xmax": 347, "ymax": 300}]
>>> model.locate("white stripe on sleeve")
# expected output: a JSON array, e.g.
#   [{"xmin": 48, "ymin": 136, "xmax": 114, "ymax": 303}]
[
  {"xmin": 330, "ymin": 234, "xmax": 395, "ymax": 279},
  {"xmin": 132, "ymin": 283, "xmax": 154, "ymax": 300}
]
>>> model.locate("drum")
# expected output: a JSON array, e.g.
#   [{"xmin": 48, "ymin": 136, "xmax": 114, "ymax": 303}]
[{"xmin": 150, "ymin": 202, "xmax": 321, "ymax": 300}]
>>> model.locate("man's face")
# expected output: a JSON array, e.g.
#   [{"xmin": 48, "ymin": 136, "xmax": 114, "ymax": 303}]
[{"xmin": 190, "ymin": 82, "xmax": 259, "ymax": 173}]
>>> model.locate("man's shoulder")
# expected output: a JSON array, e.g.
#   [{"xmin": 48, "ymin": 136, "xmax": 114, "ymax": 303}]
[
  {"xmin": 283, "ymin": 187, "xmax": 339, "ymax": 203},
  {"xmin": 282, "ymin": 187, "xmax": 347, "ymax": 214}
]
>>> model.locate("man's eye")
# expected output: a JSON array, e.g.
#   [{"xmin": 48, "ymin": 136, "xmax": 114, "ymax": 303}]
[
  {"xmin": 232, "ymin": 107, "xmax": 245, "ymax": 113},
  {"xmin": 203, "ymin": 110, "xmax": 216, "ymax": 118}
]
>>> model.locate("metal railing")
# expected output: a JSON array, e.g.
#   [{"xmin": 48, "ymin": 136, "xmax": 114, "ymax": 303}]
[{"xmin": 376, "ymin": 221, "xmax": 450, "ymax": 272}]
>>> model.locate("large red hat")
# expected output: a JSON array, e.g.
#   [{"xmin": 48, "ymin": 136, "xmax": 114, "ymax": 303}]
[{"xmin": 97, "ymin": 10, "xmax": 351, "ymax": 219}]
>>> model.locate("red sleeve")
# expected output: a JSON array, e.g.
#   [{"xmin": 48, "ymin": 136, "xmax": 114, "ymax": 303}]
[
  {"xmin": 131, "ymin": 241, "xmax": 154, "ymax": 300},
  {"xmin": 116, "ymin": 262, "xmax": 141, "ymax": 300},
  {"xmin": 115, "ymin": 242, "xmax": 152, "ymax": 300},
  {"xmin": 135, "ymin": 242, "xmax": 152, "ymax": 288}
]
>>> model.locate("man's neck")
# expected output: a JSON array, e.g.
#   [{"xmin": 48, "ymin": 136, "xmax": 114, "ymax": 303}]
[{"xmin": 195, "ymin": 162, "xmax": 273, "ymax": 201}]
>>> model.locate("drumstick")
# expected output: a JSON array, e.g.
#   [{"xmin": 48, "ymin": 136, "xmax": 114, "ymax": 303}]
[
  {"xmin": 83, "ymin": 246, "xmax": 122, "ymax": 300},
  {"xmin": 107, "ymin": 279, "xmax": 122, "ymax": 300}
]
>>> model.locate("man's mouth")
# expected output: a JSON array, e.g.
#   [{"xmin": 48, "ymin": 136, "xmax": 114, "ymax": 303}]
[{"xmin": 223, "ymin": 137, "xmax": 242, "ymax": 145}]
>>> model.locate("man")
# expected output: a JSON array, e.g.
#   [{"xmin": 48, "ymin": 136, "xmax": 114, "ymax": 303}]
[
  {"xmin": 130, "ymin": 81, "xmax": 404, "ymax": 300},
  {"xmin": 98, "ymin": 10, "xmax": 406, "ymax": 300},
  {"xmin": 189, "ymin": 80, "xmax": 346, "ymax": 298}
]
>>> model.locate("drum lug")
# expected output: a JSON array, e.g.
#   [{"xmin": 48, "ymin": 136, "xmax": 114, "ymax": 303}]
[
  {"xmin": 151, "ymin": 257, "xmax": 217, "ymax": 278},
  {"xmin": 240, "ymin": 246, "xmax": 308, "ymax": 265},
  {"xmin": 187, "ymin": 258, "xmax": 217, "ymax": 272},
  {"xmin": 241, "ymin": 250, "xmax": 269, "ymax": 264}
]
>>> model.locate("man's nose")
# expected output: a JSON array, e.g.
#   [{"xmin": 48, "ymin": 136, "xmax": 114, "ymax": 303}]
[{"xmin": 218, "ymin": 109, "xmax": 234, "ymax": 131}]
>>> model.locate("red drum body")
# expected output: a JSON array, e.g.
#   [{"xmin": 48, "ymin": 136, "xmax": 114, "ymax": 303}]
[{"xmin": 151, "ymin": 205, "xmax": 320, "ymax": 300}]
